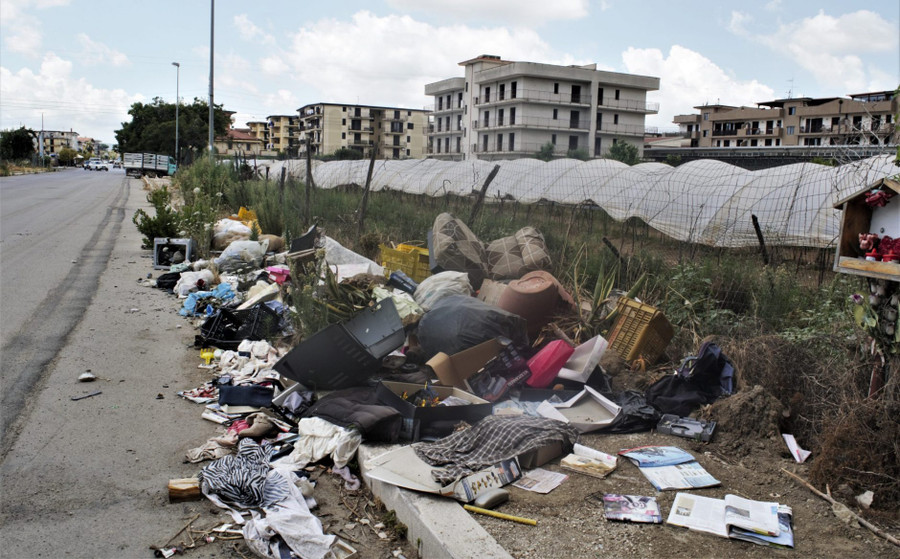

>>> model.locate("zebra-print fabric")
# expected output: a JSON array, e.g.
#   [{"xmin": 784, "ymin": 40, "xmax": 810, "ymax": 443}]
[{"xmin": 198, "ymin": 438, "xmax": 290, "ymax": 508}]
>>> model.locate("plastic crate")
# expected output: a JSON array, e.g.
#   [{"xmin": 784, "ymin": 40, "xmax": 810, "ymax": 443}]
[
  {"xmin": 607, "ymin": 298, "xmax": 674, "ymax": 363},
  {"xmin": 380, "ymin": 243, "xmax": 431, "ymax": 283},
  {"xmin": 195, "ymin": 303, "xmax": 283, "ymax": 350}
]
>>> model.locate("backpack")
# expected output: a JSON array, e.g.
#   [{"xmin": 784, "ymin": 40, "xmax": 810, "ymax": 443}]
[{"xmin": 645, "ymin": 342, "xmax": 735, "ymax": 417}]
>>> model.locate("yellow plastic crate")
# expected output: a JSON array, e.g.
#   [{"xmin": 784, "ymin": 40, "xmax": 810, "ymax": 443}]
[
  {"xmin": 607, "ymin": 297, "xmax": 674, "ymax": 363},
  {"xmin": 380, "ymin": 243, "xmax": 432, "ymax": 283}
]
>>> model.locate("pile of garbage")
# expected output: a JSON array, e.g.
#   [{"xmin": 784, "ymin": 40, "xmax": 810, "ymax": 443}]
[{"xmin": 143, "ymin": 211, "xmax": 820, "ymax": 559}]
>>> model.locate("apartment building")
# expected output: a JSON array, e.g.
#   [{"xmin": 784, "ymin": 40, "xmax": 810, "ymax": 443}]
[
  {"xmin": 34, "ymin": 129, "xmax": 79, "ymax": 154},
  {"xmin": 674, "ymin": 91, "xmax": 898, "ymax": 148},
  {"xmin": 424, "ymin": 54, "xmax": 660, "ymax": 161},
  {"xmin": 297, "ymin": 103, "xmax": 428, "ymax": 159}
]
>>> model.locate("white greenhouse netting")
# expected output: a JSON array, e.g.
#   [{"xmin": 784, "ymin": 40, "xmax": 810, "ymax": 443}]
[{"xmin": 257, "ymin": 155, "xmax": 899, "ymax": 249}]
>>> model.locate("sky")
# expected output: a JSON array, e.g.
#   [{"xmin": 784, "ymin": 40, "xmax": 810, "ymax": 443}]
[{"xmin": 1, "ymin": 0, "xmax": 897, "ymax": 147}]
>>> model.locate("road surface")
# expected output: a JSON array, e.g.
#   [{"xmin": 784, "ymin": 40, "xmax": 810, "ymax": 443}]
[{"xmin": 0, "ymin": 169, "xmax": 224, "ymax": 557}]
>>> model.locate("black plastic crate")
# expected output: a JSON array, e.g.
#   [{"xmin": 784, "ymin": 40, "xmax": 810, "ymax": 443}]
[{"xmin": 195, "ymin": 303, "xmax": 283, "ymax": 350}]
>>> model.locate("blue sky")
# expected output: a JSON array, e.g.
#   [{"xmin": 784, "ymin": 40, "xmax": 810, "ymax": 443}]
[{"xmin": 1, "ymin": 0, "xmax": 897, "ymax": 147}]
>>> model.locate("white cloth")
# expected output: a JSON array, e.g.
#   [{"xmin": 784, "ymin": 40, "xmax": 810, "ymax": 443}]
[
  {"xmin": 271, "ymin": 418, "xmax": 362, "ymax": 473},
  {"xmin": 242, "ymin": 470, "xmax": 336, "ymax": 559}
]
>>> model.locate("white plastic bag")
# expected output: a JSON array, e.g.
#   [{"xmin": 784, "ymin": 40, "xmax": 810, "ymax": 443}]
[
  {"xmin": 214, "ymin": 240, "xmax": 269, "ymax": 272},
  {"xmin": 173, "ymin": 269, "xmax": 216, "ymax": 298},
  {"xmin": 212, "ymin": 218, "xmax": 252, "ymax": 250},
  {"xmin": 414, "ymin": 271, "xmax": 473, "ymax": 311}
]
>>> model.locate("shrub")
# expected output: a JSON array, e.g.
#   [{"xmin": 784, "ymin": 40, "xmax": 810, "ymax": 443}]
[{"xmin": 132, "ymin": 188, "xmax": 180, "ymax": 248}]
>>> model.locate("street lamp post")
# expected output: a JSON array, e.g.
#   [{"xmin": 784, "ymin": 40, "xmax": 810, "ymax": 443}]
[{"xmin": 172, "ymin": 62, "xmax": 180, "ymax": 164}]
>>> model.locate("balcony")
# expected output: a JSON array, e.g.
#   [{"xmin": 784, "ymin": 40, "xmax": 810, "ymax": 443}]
[
  {"xmin": 596, "ymin": 122, "xmax": 646, "ymax": 136},
  {"xmin": 599, "ymin": 98, "xmax": 660, "ymax": 113},
  {"xmin": 712, "ymin": 128, "xmax": 739, "ymax": 137},
  {"xmin": 473, "ymin": 116, "xmax": 591, "ymax": 131},
  {"xmin": 474, "ymin": 87, "xmax": 591, "ymax": 107},
  {"xmin": 349, "ymin": 125, "xmax": 374, "ymax": 133},
  {"xmin": 347, "ymin": 138, "xmax": 373, "ymax": 147}
]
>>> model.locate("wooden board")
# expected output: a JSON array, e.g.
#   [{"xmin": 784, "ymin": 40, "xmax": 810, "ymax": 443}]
[{"xmin": 835, "ymin": 256, "xmax": 900, "ymax": 282}]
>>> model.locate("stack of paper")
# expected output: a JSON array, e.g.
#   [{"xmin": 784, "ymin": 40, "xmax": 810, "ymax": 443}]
[{"xmin": 619, "ymin": 446, "xmax": 720, "ymax": 490}]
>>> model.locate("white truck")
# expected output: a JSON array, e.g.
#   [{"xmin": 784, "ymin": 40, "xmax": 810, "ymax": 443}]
[{"xmin": 124, "ymin": 153, "xmax": 177, "ymax": 178}]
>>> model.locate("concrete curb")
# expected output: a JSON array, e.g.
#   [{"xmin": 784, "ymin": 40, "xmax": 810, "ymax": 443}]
[{"xmin": 358, "ymin": 444, "xmax": 512, "ymax": 559}]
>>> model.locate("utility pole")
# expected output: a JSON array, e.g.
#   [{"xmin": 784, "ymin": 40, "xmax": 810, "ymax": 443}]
[
  {"xmin": 208, "ymin": 0, "xmax": 215, "ymax": 159},
  {"xmin": 172, "ymin": 62, "xmax": 180, "ymax": 164}
]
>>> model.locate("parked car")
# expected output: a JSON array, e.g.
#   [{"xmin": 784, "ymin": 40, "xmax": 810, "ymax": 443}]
[{"xmin": 84, "ymin": 158, "xmax": 110, "ymax": 171}]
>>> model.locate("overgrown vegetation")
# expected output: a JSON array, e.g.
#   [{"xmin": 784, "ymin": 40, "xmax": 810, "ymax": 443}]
[
  {"xmin": 140, "ymin": 161, "xmax": 899, "ymax": 511},
  {"xmin": 606, "ymin": 141, "xmax": 640, "ymax": 165},
  {"xmin": 132, "ymin": 187, "xmax": 180, "ymax": 248}
]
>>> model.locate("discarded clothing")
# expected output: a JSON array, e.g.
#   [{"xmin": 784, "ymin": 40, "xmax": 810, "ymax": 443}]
[
  {"xmin": 645, "ymin": 341, "xmax": 735, "ymax": 417},
  {"xmin": 271, "ymin": 418, "xmax": 362, "ymax": 474},
  {"xmin": 186, "ymin": 430, "xmax": 239, "ymax": 463},
  {"xmin": 242, "ymin": 470, "xmax": 336, "ymax": 559},
  {"xmin": 302, "ymin": 387, "xmax": 402, "ymax": 443},
  {"xmin": 179, "ymin": 283, "xmax": 236, "ymax": 316},
  {"xmin": 331, "ymin": 465, "xmax": 361, "ymax": 491},
  {"xmin": 414, "ymin": 415, "xmax": 579, "ymax": 485},
  {"xmin": 218, "ymin": 383, "xmax": 274, "ymax": 408},
  {"xmin": 238, "ymin": 412, "xmax": 278, "ymax": 439},
  {"xmin": 199, "ymin": 439, "xmax": 288, "ymax": 509}
]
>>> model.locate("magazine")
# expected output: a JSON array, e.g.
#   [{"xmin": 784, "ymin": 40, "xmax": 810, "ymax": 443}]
[
  {"xmin": 729, "ymin": 505, "xmax": 794, "ymax": 548},
  {"xmin": 666, "ymin": 493, "xmax": 784, "ymax": 543},
  {"xmin": 560, "ymin": 443, "xmax": 618, "ymax": 479},
  {"xmin": 603, "ymin": 494, "xmax": 662, "ymax": 524},
  {"xmin": 618, "ymin": 445, "xmax": 695, "ymax": 467},
  {"xmin": 637, "ymin": 461, "xmax": 721, "ymax": 490}
]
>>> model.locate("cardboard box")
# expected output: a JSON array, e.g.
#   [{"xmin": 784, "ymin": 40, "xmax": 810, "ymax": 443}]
[
  {"xmin": 427, "ymin": 339, "xmax": 503, "ymax": 389},
  {"xmin": 376, "ymin": 381, "xmax": 492, "ymax": 441},
  {"xmin": 536, "ymin": 386, "xmax": 621, "ymax": 433},
  {"xmin": 365, "ymin": 445, "xmax": 522, "ymax": 502},
  {"xmin": 517, "ymin": 441, "xmax": 565, "ymax": 469}
]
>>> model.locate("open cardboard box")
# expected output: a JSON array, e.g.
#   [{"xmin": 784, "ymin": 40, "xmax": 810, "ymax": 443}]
[
  {"xmin": 376, "ymin": 381, "xmax": 492, "ymax": 441},
  {"xmin": 427, "ymin": 338, "xmax": 502, "ymax": 389},
  {"xmin": 536, "ymin": 386, "xmax": 621, "ymax": 433},
  {"xmin": 365, "ymin": 445, "xmax": 523, "ymax": 503}
]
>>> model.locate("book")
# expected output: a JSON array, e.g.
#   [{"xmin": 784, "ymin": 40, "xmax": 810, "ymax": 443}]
[
  {"xmin": 618, "ymin": 445, "xmax": 695, "ymax": 467},
  {"xmin": 637, "ymin": 461, "xmax": 721, "ymax": 490},
  {"xmin": 559, "ymin": 443, "xmax": 617, "ymax": 479},
  {"xmin": 666, "ymin": 492, "xmax": 785, "ymax": 544},
  {"xmin": 602, "ymin": 494, "xmax": 662, "ymax": 524}
]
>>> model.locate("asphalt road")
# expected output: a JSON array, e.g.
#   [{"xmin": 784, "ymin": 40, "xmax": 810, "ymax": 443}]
[{"xmin": 0, "ymin": 170, "xmax": 224, "ymax": 557}]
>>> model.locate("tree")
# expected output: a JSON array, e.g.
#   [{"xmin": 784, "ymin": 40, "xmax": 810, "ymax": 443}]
[
  {"xmin": 536, "ymin": 142, "xmax": 555, "ymax": 161},
  {"xmin": 58, "ymin": 147, "xmax": 77, "ymax": 166},
  {"xmin": 606, "ymin": 141, "xmax": 640, "ymax": 165},
  {"xmin": 0, "ymin": 127, "xmax": 36, "ymax": 161},
  {"xmin": 115, "ymin": 97, "xmax": 231, "ymax": 161},
  {"xmin": 566, "ymin": 147, "xmax": 590, "ymax": 161}
]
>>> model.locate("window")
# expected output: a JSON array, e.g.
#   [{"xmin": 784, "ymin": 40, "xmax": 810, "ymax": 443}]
[
  {"xmin": 394, "ymin": 110, "xmax": 400, "ymax": 119},
  {"xmin": 723, "ymin": 140, "xmax": 730, "ymax": 147},
  {"xmin": 457, "ymin": 115, "xmax": 462, "ymax": 130},
  {"xmin": 702, "ymin": 130, "xmax": 708, "ymax": 137},
  {"xmin": 750, "ymin": 139, "xmax": 758, "ymax": 146},
  {"xmin": 342, "ymin": 107, "xmax": 347, "ymax": 112},
  {"xmin": 551, "ymin": 134, "xmax": 557, "ymax": 145},
  {"xmin": 393, "ymin": 136, "xmax": 400, "ymax": 146},
  {"xmin": 554, "ymin": 83, "xmax": 559, "ymax": 94},
  {"xmin": 436, "ymin": 141, "xmax": 441, "ymax": 153},
  {"xmin": 571, "ymin": 85, "xmax": 581, "ymax": 104},
  {"xmin": 342, "ymin": 118, "xmax": 346, "ymax": 125},
  {"xmin": 553, "ymin": 109, "xmax": 558, "ymax": 120},
  {"xmin": 483, "ymin": 135, "xmax": 488, "ymax": 152},
  {"xmin": 438, "ymin": 97, "xmax": 443, "ymax": 110},
  {"xmin": 597, "ymin": 113, "xmax": 603, "ymax": 128},
  {"xmin": 498, "ymin": 109, "xmax": 504, "ymax": 126},
  {"xmin": 831, "ymin": 116, "xmax": 840, "ymax": 127},
  {"xmin": 499, "ymin": 84, "xmax": 505, "ymax": 100},
  {"xmin": 342, "ymin": 132, "xmax": 346, "ymax": 139},
  {"xmin": 786, "ymin": 125, "xmax": 795, "ymax": 135},
  {"xmin": 458, "ymin": 92, "xmax": 463, "ymax": 108},
  {"xmin": 511, "ymin": 81, "xmax": 517, "ymax": 98},
  {"xmin": 456, "ymin": 137, "xmax": 461, "ymax": 152},
  {"xmin": 788, "ymin": 107, "xmax": 796, "ymax": 115},
  {"xmin": 568, "ymin": 135, "xmax": 578, "ymax": 150},
  {"xmin": 465, "ymin": 82, "xmax": 469, "ymax": 91},
  {"xmin": 393, "ymin": 148, "xmax": 400, "ymax": 158},
  {"xmin": 437, "ymin": 120, "xmax": 442, "ymax": 132},
  {"xmin": 445, "ymin": 137, "xmax": 449, "ymax": 152},
  {"xmin": 485, "ymin": 87, "xmax": 491, "ymax": 103},
  {"xmin": 408, "ymin": 122, "xmax": 414, "ymax": 130},
  {"xmin": 775, "ymin": 139, "xmax": 781, "ymax": 146},
  {"xmin": 483, "ymin": 110, "xmax": 490, "ymax": 128},
  {"xmin": 407, "ymin": 149, "xmax": 410, "ymax": 156},
  {"xmin": 408, "ymin": 111, "xmax": 412, "ymax": 116},
  {"xmin": 765, "ymin": 139, "xmax": 772, "ymax": 146},
  {"xmin": 445, "ymin": 116, "xmax": 450, "ymax": 130},
  {"xmin": 613, "ymin": 114, "xmax": 619, "ymax": 125},
  {"xmin": 615, "ymin": 89, "xmax": 620, "ymax": 100},
  {"xmin": 598, "ymin": 87, "xmax": 604, "ymax": 104},
  {"xmin": 497, "ymin": 134, "xmax": 503, "ymax": 151},
  {"xmin": 406, "ymin": 136, "xmax": 410, "ymax": 142},
  {"xmin": 510, "ymin": 108, "xmax": 515, "ymax": 125},
  {"xmin": 509, "ymin": 133, "xmax": 515, "ymax": 151}
]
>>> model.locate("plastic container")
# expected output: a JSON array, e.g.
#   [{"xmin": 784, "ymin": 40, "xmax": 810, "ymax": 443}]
[
  {"xmin": 607, "ymin": 298, "xmax": 674, "ymax": 363},
  {"xmin": 195, "ymin": 303, "xmax": 283, "ymax": 350},
  {"xmin": 526, "ymin": 340, "xmax": 575, "ymax": 388},
  {"xmin": 380, "ymin": 243, "xmax": 432, "ymax": 283}
]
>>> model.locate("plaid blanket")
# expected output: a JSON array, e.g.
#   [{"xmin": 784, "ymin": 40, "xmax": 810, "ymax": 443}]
[{"xmin": 413, "ymin": 415, "xmax": 579, "ymax": 485}]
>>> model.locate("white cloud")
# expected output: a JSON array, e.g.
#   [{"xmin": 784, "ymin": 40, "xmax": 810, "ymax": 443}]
[
  {"xmin": 622, "ymin": 45, "xmax": 775, "ymax": 130},
  {"xmin": 0, "ymin": 53, "xmax": 141, "ymax": 142},
  {"xmin": 260, "ymin": 55, "xmax": 289, "ymax": 76},
  {"xmin": 278, "ymin": 11, "xmax": 556, "ymax": 109},
  {"xmin": 764, "ymin": 0, "xmax": 782, "ymax": 11},
  {"xmin": 234, "ymin": 14, "xmax": 275, "ymax": 46},
  {"xmin": 730, "ymin": 9, "xmax": 898, "ymax": 93},
  {"xmin": 76, "ymin": 34, "xmax": 129, "ymax": 67},
  {"xmin": 727, "ymin": 11, "xmax": 751, "ymax": 36},
  {"xmin": 385, "ymin": 0, "xmax": 588, "ymax": 25},
  {"xmin": 0, "ymin": 0, "xmax": 70, "ymax": 55}
]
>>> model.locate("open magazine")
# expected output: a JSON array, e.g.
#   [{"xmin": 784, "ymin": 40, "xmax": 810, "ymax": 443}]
[
  {"xmin": 560, "ymin": 443, "xmax": 617, "ymax": 479},
  {"xmin": 666, "ymin": 493, "xmax": 790, "ymax": 547},
  {"xmin": 603, "ymin": 494, "xmax": 662, "ymax": 524}
]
